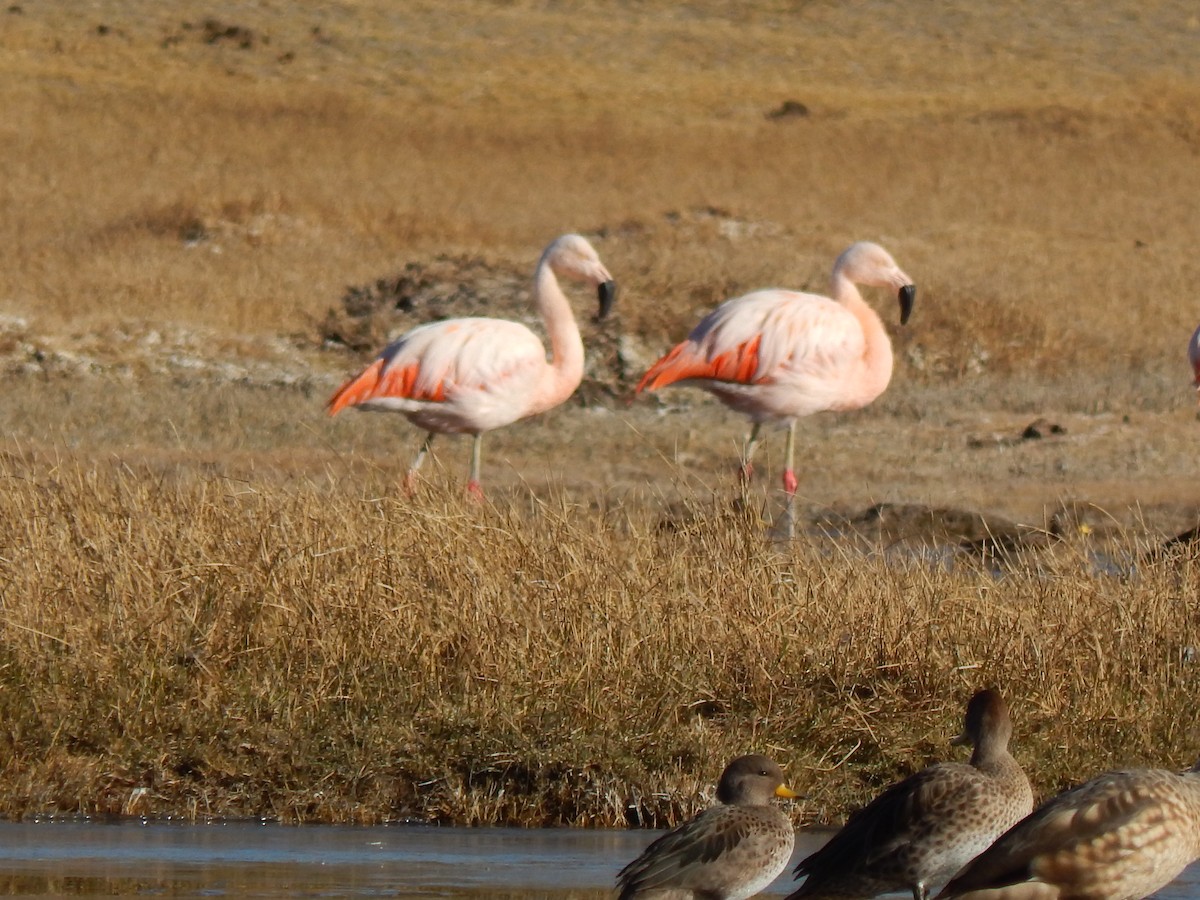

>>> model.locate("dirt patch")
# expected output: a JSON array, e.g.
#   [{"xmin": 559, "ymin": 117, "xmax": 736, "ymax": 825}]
[{"xmin": 0, "ymin": 317, "xmax": 317, "ymax": 392}]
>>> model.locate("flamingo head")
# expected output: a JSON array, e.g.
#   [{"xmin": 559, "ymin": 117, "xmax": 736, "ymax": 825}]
[
  {"xmin": 544, "ymin": 233, "xmax": 618, "ymax": 320},
  {"xmin": 833, "ymin": 241, "xmax": 916, "ymax": 325}
]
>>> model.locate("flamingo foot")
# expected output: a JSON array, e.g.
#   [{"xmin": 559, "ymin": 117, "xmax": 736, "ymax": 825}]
[
  {"xmin": 466, "ymin": 479, "xmax": 485, "ymax": 501},
  {"xmin": 739, "ymin": 461, "xmax": 755, "ymax": 484},
  {"xmin": 782, "ymin": 469, "xmax": 798, "ymax": 497},
  {"xmin": 403, "ymin": 470, "xmax": 419, "ymax": 495}
]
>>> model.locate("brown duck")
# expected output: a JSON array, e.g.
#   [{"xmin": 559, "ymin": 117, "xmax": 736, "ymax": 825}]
[
  {"xmin": 616, "ymin": 754, "xmax": 799, "ymax": 900},
  {"xmin": 787, "ymin": 689, "xmax": 1033, "ymax": 900},
  {"xmin": 938, "ymin": 761, "xmax": 1200, "ymax": 900}
]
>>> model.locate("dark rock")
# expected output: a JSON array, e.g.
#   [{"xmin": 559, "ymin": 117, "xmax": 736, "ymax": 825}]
[{"xmin": 767, "ymin": 99, "xmax": 810, "ymax": 120}]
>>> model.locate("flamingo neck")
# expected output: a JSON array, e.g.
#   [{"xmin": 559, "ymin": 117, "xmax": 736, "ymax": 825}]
[
  {"xmin": 833, "ymin": 274, "xmax": 893, "ymax": 407},
  {"xmin": 531, "ymin": 259, "xmax": 585, "ymax": 412}
]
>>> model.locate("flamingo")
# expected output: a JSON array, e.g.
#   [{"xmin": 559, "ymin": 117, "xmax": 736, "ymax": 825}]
[
  {"xmin": 636, "ymin": 241, "xmax": 915, "ymax": 496},
  {"xmin": 327, "ymin": 234, "xmax": 617, "ymax": 496},
  {"xmin": 1189, "ymin": 322, "xmax": 1200, "ymax": 392},
  {"xmin": 937, "ymin": 760, "xmax": 1200, "ymax": 900}
]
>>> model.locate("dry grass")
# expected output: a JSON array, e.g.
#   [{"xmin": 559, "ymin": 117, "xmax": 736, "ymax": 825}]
[
  {"xmin": 0, "ymin": 450, "xmax": 1199, "ymax": 825},
  {"xmin": 4, "ymin": 1, "xmax": 1200, "ymax": 376},
  {"xmin": 1, "ymin": 0, "xmax": 1200, "ymax": 825}
]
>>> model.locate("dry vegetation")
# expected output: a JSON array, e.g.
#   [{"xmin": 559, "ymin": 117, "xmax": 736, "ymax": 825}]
[
  {"xmin": 1, "ymin": 0, "xmax": 1200, "ymax": 825},
  {"xmin": 2, "ymin": 451, "xmax": 1200, "ymax": 827}
]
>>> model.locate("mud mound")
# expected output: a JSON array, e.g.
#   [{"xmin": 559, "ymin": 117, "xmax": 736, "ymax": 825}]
[{"xmin": 318, "ymin": 255, "xmax": 528, "ymax": 353}]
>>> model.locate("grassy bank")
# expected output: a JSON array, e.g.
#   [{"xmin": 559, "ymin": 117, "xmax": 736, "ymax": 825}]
[{"xmin": 0, "ymin": 451, "xmax": 1198, "ymax": 826}]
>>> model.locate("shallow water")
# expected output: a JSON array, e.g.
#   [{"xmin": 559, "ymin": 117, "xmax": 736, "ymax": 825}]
[{"xmin": 0, "ymin": 821, "xmax": 1195, "ymax": 899}]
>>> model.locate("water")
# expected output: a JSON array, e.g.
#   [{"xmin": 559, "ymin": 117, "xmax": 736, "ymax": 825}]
[{"xmin": 0, "ymin": 821, "xmax": 1195, "ymax": 899}]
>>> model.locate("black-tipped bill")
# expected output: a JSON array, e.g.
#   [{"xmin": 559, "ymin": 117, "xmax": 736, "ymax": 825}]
[
  {"xmin": 597, "ymin": 280, "xmax": 618, "ymax": 321},
  {"xmin": 898, "ymin": 284, "xmax": 916, "ymax": 325}
]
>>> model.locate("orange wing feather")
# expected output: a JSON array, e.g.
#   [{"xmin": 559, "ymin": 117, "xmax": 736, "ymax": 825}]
[
  {"xmin": 637, "ymin": 334, "xmax": 763, "ymax": 392},
  {"xmin": 327, "ymin": 358, "xmax": 446, "ymax": 415}
]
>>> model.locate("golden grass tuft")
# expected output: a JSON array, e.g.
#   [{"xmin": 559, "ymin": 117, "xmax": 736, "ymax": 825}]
[{"xmin": 1, "ymin": 451, "xmax": 1199, "ymax": 824}]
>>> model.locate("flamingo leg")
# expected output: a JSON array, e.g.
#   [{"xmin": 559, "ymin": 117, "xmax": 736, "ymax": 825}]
[
  {"xmin": 769, "ymin": 420, "xmax": 799, "ymax": 541},
  {"xmin": 741, "ymin": 421, "xmax": 763, "ymax": 483},
  {"xmin": 405, "ymin": 432, "xmax": 436, "ymax": 492},
  {"xmin": 782, "ymin": 421, "xmax": 798, "ymax": 496},
  {"xmin": 466, "ymin": 434, "xmax": 484, "ymax": 499}
]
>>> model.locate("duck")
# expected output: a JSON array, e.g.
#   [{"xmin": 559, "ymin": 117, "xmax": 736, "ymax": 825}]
[
  {"xmin": 787, "ymin": 689, "xmax": 1033, "ymax": 900},
  {"xmin": 617, "ymin": 754, "xmax": 799, "ymax": 899},
  {"xmin": 937, "ymin": 760, "xmax": 1200, "ymax": 900}
]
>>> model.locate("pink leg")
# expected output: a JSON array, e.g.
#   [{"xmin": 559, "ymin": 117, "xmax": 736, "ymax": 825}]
[
  {"xmin": 774, "ymin": 422, "xmax": 799, "ymax": 540},
  {"xmin": 740, "ymin": 422, "xmax": 762, "ymax": 484},
  {"xmin": 406, "ymin": 433, "xmax": 436, "ymax": 494},
  {"xmin": 782, "ymin": 468, "xmax": 798, "ymax": 496},
  {"xmin": 465, "ymin": 434, "xmax": 484, "ymax": 501},
  {"xmin": 782, "ymin": 420, "xmax": 798, "ymax": 497}
]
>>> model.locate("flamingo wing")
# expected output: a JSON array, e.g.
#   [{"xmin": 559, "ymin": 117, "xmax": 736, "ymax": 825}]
[
  {"xmin": 637, "ymin": 291, "xmax": 863, "ymax": 392},
  {"xmin": 327, "ymin": 318, "xmax": 546, "ymax": 415}
]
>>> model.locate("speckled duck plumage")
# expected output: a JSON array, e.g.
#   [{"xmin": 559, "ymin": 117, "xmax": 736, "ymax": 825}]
[
  {"xmin": 787, "ymin": 689, "xmax": 1033, "ymax": 900},
  {"xmin": 617, "ymin": 754, "xmax": 798, "ymax": 900}
]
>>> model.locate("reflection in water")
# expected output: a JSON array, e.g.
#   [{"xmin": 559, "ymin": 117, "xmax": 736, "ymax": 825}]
[{"xmin": 0, "ymin": 822, "xmax": 1194, "ymax": 899}]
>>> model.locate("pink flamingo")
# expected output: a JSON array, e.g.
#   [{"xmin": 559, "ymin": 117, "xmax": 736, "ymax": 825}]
[
  {"xmin": 637, "ymin": 241, "xmax": 915, "ymax": 496},
  {"xmin": 1190, "ymin": 323, "xmax": 1200, "ymax": 391},
  {"xmin": 327, "ymin": 234, "xmax": 617, "ymax": 496}
]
